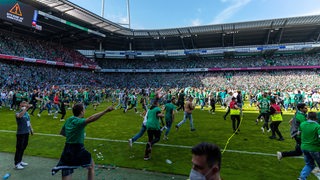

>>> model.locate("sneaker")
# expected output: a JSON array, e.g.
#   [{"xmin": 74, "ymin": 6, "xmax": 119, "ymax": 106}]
[
  {"xmin": 60, "ymin": 119, "xmax": 65, "ymax": 121},
  {"xmin": 128, "ymin": 139, "xmax": 133, "ymax": 148},
  {"xmin": 261, "ymin": 127, "xmax": 265, "ymax": 133},
  {"xmin": 53, "ymin": 116, "xmax": 58, "ymax": 119},
  {"xmin": 312, "ymin": 167, "xmax": 320, "ymax": 174},
  {"xmin": 15, "ymin": 163, "xmax": 24, "ymax": 170},
  {"xmin": 37, "ymin": 114, "xmax": 41, "ymax": 117},
  {"xmin": 160, "ymin": 126, "xmax": 167, "ymax": 131},
  {"xmin": 277, "ymin": 151, "xmax": 282, "ymax": 161},
  {"xmin": 163, "ymin": 136, "xmax": 168, "ymax": 140},
  {"xmin": 191, "ymin": 128, "xmax": 196, "ymax": 131},
  {"xmin": 255, "ymin": 119, "xmax": 259, "ymax": 125},
  {"xmin": 269, "ymin": 136, "xmax": 276, "ymax": 139},
  {"xmin": 278, "ymin": 137, "xmax": 285, "ymax": 141},
  {"xmin": 267, "ymin": 129, "xmax": 271, "ymax": 133},
  {"xmin": 144, "ymin": 155, "xmax": 150, "ymax": 160},
  {"xmin": 223, "ymin": 116, "xmax": 226, "ymax": 120},
  {"xmin": 20, "ymin": 162, "xmax": 28, "ymax": 166}
]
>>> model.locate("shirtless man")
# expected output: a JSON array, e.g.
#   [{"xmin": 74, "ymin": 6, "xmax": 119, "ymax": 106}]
[{"xmin": 175, "ymin": 96, "xmax": 196, "ymax": 131}]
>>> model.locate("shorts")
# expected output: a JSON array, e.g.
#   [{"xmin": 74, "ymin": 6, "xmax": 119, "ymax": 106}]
[{"xmin": 52, "ymin": 143, "xmax": 92, "ymax": 177}]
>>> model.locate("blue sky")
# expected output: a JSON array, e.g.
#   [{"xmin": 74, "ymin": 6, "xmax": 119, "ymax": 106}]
[{"xmin": 69, "ymin": 0, "xmax": 320, "ymax": 30}]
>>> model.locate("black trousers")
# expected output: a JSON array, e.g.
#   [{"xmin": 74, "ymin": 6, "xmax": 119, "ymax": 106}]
[
  {"xmin": 30, "ymin": 102, "xmax": 37, "ymax": 115},
  {"xmin": 224, "ymin": 107, "xmax": 230, "ymax": 119},
  {"xmin": 14, "ymin": 133, "xmax": 29, "ymax": 165},
  {"xmin": 231, "ymin": 115, "xmax": 240, "ymax": 132},
  {"xmin": 282, "ymin": 136, "xmax": 302, "ymax": 157},
  {"xmin": 145, "ymin": 130, "xmax": 161, "ymax": 156},
  {"xmin": 270, "ymin": 121, "xmax": 283, "ymax": 138}
]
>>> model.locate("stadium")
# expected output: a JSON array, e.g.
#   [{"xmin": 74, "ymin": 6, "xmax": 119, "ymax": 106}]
[{"xmin": 1, "ymin": 0, "xmax": 320, "ymax": 179}]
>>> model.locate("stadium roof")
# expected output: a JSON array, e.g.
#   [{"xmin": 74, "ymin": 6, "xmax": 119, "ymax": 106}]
[{"xmin": 2, "ymin": 0, "xmax": 320, "ymax": 50}]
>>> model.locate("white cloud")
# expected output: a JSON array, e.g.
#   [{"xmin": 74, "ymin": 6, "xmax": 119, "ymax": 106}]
[
  {"xmin": 191, "ymin": 19, "xmax": 202, "ymax": 26},
  {"xmin": 293, "ymin": 9, "xmax": 320, "ymax": 17},
  {"xmin": 119, "ymin": 17, "xmax": 129, "ymax": 24},
  {"xmin": 107, "ymin": 14, "xmax": 129, "ymax": 26},
  {"xmin": 212, "ymin": 0, "xmax": 251, "ymax": 24}
]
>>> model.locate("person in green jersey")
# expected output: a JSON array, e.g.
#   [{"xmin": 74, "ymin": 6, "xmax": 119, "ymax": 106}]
[
  {"xmin": 283, "ymin": 92, "xmax": 290, "ymax": 111},
  {"xmin": 289, "ymin": 91, "xmax": 296, "ymax": 111},
  {"xmin": 163, "ymin": 97, "xmax": 176, "ymax": 140},
  {"xmin": 294, "ymin": 90, "xmax": 304, "ymax": 109},
  {"xmin": 37, "ymin": 91, "xmax": 52, "ymax": 117},
  {"xmin": 52, "ymin": 103, "xmax": 114, "ymax": 179},
  {"xmin": 277, "ymin": 103, "xmax": 307, "ymax": 160},
  {"xmin": 127, "ymin": 92, "xmax": 138, "ymax": 113},
  {"xmin": 144, "ymin": 100, "xmax": 164, "ymax": 160},
  {"xmin": 298, "ymin": 112, "xmax": 320, "ymax": 180},
  {"xmin": 256, "ymin": 92, "xmax": 270, "ymax": 133},
  {"xmin": 83, "ymin": 88, "xmax": 89, "ymax": 108}
]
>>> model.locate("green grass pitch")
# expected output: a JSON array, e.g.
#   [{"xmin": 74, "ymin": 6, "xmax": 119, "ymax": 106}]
[{"xmin": 0, "ymin": 100, "xmax": 316, "ymax": 180}]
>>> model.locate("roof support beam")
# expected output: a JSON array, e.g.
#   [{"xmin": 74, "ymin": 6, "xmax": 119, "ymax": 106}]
[
  {"xmin": 277, "ymin": 20, "xmax": 287, "ymax": 44},
  {"xmin": 180, "ymin": 36, "xmax": 186, "ymax": 50},
  {"xmin": 221, "ymin": 25, "xmax": 225, "ymax": 47},
  {"xmin": 316, "ymin": 32, "xmax": 320, "ymax": 42},
  {"xmin": 265, "ymin": 29, "xmax": 271, "ymax": 44},
  {"xmin": 277, "ymin": 28, "xmax": 284, "ymax": 44},
  {"xmin": 191, "ymin": 36, "xmax": 195, "ymax": 49},
  {"xmin": 265, "ymin": 21, "xmax": 274, "ymax": 44}
]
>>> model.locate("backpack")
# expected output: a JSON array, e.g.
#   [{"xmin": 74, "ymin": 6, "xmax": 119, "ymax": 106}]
[{"xmin": 290, "ymin": 115, "xmax": 300, "ymax": 138}]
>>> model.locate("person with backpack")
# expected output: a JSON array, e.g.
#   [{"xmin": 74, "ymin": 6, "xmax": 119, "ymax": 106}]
[
  {"xmin": 277, "ymin": 103, "xmax": 308, "ymax": 160},
  {"xmin": 298, "ymin": 112, "xmax": 320, "ymax": 180}
]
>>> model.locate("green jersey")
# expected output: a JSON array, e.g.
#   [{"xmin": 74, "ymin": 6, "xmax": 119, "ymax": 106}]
[
  {"xmin": 259, "ymin": 98, "xmax": 270, "ymax": 113},
  {"xmin": 295, "ymin": 111, "xmax": 307, "ymax": 139},
  {"xmin": 146, "ymin": 106, "xmax": 161, "ymax": 130},
  {"xmin": 83, "ymin": 91, "xmax": 89, "ymax": 100},
  {"xmin": 16, "ymin": 92, "xmax": 22, "ymax": 102},
  {"xmin": 164, "ymin": 103, "xmax": 175, "ymax": 121},
  {"xmin": 290, "ymin": 93, "xmax": 295, "ymax": 103},
  {"xmin": 300, "ymin": 120, "xmax": 320, "ymax": 152},
  {"xmin": 294, "ymin": 93, "xmax": 303, "ymax": 104},
  {"xmin": 63, "ymin": 116, "xmax": 86, "ymax": 144}
]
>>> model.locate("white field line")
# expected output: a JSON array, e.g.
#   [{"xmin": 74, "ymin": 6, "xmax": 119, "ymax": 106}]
[{"xmin": 0, "ymin": 130, "xmax": 302, "ymax": 159}]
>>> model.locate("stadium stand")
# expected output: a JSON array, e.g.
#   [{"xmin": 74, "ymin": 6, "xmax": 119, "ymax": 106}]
[
  {"xmin": 98, "ymin": 53, "xmax": 320, "ymax": 69},
  {"xmin": 0, "ymin": 31, "xmax": 97, "ymax": 66}
]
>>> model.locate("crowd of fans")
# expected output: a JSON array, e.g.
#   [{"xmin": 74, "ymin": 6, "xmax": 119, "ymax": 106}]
[
  {"xmin": 0, "ymin": 31, "xmax": 96, "ymax": 66},
  {"xmin": 1, "ymin": 60, "xmax": 320, "ymax": 92},
  {"xmin": 99, "ymin": 53, "xmax": 320, "ymax": 69}
]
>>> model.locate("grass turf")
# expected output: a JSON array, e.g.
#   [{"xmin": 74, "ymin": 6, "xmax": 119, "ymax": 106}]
[{"xmin": 0, "ymin": 101, "xmax": 316, "ymax": 180}]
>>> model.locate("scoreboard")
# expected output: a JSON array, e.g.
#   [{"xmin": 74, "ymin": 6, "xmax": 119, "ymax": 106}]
[{"xmin": 0, "ymin": 0, "xmax": 37, "ymax": 28}]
